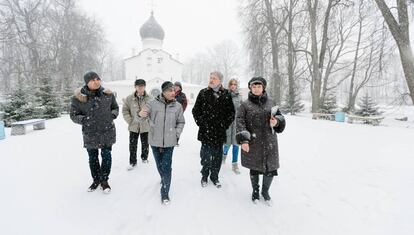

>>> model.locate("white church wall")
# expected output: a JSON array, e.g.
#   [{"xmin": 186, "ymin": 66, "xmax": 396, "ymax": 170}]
[{"xmin": 125, "ymin": 50, "xmax": 183, "ymax": 82}]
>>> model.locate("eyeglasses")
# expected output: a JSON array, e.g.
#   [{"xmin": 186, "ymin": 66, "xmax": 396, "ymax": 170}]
[{"xmin": 230, "ymin": 83, "xmax": 237, "ymax": 86}]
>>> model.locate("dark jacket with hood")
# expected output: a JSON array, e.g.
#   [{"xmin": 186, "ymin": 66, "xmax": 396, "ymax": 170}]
[
  {"xmin": 70, "ymin": 86, "xmax": 119, "ymax": 149},
  {"xmin": 192, "ymin": 86, "xmax": 235, "ymax": 146},
  {"xmin": 236, "ymin": 92, "xmax": 285, "ymax": 172}
]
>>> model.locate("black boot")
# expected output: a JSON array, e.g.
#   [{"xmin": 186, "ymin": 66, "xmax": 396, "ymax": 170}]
[
  {"xmin": 261, "ymin": 175, "xmax": 274, "ymax": 201},
  {"xmin": 101, "ymin": 180, "xmax": 111, "ymax": 194},
  {"xmin": 88, "ymin": 180, "xmax": 100, "ymax": 192},
  {"xmin": 250, "ymin": 174, "xmax": 260, "ymax": 202}
]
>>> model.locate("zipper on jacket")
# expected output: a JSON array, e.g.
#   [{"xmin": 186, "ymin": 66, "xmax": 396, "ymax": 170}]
[{"xmin": 163, "ymin": 102, "xmax": 167, "ymax": 147}]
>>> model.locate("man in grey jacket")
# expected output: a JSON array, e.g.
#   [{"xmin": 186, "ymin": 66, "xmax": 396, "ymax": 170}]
[
  {"xmin": 138, "ymin": 81, "xmax": 185, "ymax": 204},
  {"xmin": 122, "ymin": 79, "xmax": 152, "ymax": 170}
]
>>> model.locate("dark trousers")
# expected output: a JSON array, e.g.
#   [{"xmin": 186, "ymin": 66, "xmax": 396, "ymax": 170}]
[
  {"xmin": 129, "ymin": 131, "xmax": 149, "ymax": 164},
  {"xmin": 151, "ymin": 146, "xmax": 174, "ymax": 198},
  {"xmin": 87, "ymin": 146, "xmax": 112, "ymax": 182},
  {"xmin": 200, "ymin": 143, "xmax": 223, "ymax": 181}
]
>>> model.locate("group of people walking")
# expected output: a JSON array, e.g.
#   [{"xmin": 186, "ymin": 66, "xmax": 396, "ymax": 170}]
[{"xmin": 70, "ymin": 70, "xmax": 285, "ymax": 205}]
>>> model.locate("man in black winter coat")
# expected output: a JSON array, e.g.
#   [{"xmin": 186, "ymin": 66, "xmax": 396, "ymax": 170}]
[
  {"xmin": 192, "ymin": 71, "xmax": 235, "ymax": 188},
  {"xmin": 70, "ymin": 71, "xmax": 119, "ymax": 193}
]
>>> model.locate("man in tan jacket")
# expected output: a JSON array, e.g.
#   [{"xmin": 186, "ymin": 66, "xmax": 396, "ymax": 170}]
[{"xmin": 122, "ymin": 79, "xmax": 152, "ymax": 170}]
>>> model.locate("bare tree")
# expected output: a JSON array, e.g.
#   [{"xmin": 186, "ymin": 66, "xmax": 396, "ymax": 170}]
[
  {"xmin": 239, "ymin": 0, "xmax": 266, "ymax": 77},
  {"xmin": 182, "ymin": 52, "xmax": 213, "ymax": 85},
  {"xmin": 208, "ymin": 40, "xmax": 241, "ymax": 84},
  {"xmin": 306, "ymin": 0, "xmax": 340, "ymax": 112},
  {"xmin": 0, "ymin": 0, "xmax": 115, "ymax": 118},
  {"xmin": 183, "ymin": 40, "xmax": 241, "ymax": 86},
  {"xmin": 374, "ymin": 0, "xmax": 414, "ymax": 104}
]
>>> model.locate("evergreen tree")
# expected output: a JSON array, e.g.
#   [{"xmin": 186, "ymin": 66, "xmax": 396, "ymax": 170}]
[
  {"xmin": 61, "ymin": 78, "xmax": 75, "ymax": 113},
  {"xmin": 1, "ymin": 88, "xmax": 35, "ymax": 126},
  {"xmin": 280, "ymin": 88, "xmax": 304, "ymax": 115},
  {"xmin": 319, "ymin": 93, "xmax": 338, "ymax": 114},
  {"xmin": 34, "ymin": 78, "xmax": 61, "ymax": 119},
  {"xmin": 354, "ymin": 93, "xmax": 382, "ymax": 117}
]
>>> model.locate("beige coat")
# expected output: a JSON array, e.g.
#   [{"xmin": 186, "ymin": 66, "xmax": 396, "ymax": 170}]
[{"xmin": 122, "ymin": 92, "xmax": 151, "ymax": 133}]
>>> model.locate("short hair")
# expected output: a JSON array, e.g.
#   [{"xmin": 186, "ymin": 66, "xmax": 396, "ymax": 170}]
[
  {"xmin": 210, "ymin": 71, "xmax": 223, "ymax": 81},
  {"xmin": 228, "ymin": 78, "xmax": 238, "ymax": 88}
]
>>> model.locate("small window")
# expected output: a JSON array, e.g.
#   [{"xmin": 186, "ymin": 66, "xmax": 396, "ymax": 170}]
[
  {"xmin": 147, "ymin": 57, "xmax": 152, "ymax": 61},
  {"xmin": 157, "ymin": 57, "xmax": 163, "ymax": 64},
  {"xmin": 190, "ymin": 93, "xmax": 194, "ymax": 99}
]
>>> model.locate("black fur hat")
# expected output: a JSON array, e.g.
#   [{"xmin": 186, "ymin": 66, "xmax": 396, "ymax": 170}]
[{"xmin": 248, "ymin": 76, "xmax": 267, "ymax": 90}]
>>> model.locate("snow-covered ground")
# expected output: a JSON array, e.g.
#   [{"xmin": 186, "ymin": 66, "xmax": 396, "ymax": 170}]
[{"xmin": 1, "ymin": 105, "xmax": 413, "ymax": 235}]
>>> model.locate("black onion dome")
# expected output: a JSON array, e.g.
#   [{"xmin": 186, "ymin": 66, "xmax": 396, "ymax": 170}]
[{"xmin": 139, "ymin": 12, "xmax": 165, "ymax": 40}]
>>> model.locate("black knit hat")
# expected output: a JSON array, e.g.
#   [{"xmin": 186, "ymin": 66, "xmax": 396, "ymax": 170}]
[
  {"xmin": 248, "ymin": 76, "xmax": 267, "ymax": 90},
  {"xmin": 135, "ymin": 79, "xmax": 146, "ymax": 86},
  {"xmin": 174, "ymin": 81, "xmax": 182, "ymax": 90},
  {"xmin": 161, "ymin": 81, "xmax": 174, "ymax": 92},
  {"xmin": 84, "ymin": 71, "xmax": 100, "ymax": 84}
]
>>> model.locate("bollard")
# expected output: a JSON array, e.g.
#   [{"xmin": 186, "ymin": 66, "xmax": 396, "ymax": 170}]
[
  {"xmin": 335, "ymin": 112, "xmax": 345, "ymax": 122},
  {"xmin": 0, "ymin": 121, "xmax": 5, "ymax": 140}
]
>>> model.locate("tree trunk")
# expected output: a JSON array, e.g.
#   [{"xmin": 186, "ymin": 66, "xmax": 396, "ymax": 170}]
[
  {"xmin": 264, "ymin": 0, "xmax": 281, "ymax": 105},
  {"xmin": 347, "ymin": 10, "xmax": 363, "ymax": 112},
  {"xmin": 287, "ymin": 0, "xmax": 295, "ymax": 110},
  {"xmin": 308, "ymin": 0, "xmax": 322, "ymax": 112},
  {"xmin": 375, "ymin": 0, "xmax": 414, "ymax": 104}
]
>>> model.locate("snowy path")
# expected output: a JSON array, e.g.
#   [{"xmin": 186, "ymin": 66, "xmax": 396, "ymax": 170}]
[{"xmin": 1, "ymin": 106, "xmax": 413, "ymax": 235}]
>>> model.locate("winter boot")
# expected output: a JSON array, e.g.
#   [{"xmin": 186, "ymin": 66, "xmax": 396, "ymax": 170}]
[
  {"xmin": 232, "ymin": 163, "xmax": 241, "ymax": 174},
  {"xmin": 101, "ymin": 180, "xmax": 111, "ymax": 194},
  {"xmin": 87, "ymin": 180, "xmax": 100, "ymax": 192},
  {"xmin": 162, "ymin": 195, "xmax": 170, "ymax": 205},
  {"xmin": 222, "ymin": 155, "xmax": 227, "ymax": 164},
  {"xmin": 127, "ymin": 163, "xmax": 136, "ymax": 171},
  {"xmin": 201, "ymin": 176, "xmax": 208, "ymax": 187},
  {"xmin": 212, "ymin": 179, "xmax": 222, "ymax": 188},
  {"xmin": 261, "ymin": 175, "xmax": 274, "ymax": 202},
  {"xmin": 250, "ymin": 174, "xmax": 260, "ymax": 203}
]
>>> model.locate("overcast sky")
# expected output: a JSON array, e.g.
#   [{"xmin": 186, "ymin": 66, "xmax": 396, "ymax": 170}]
[{"xmin": 78, "ymin": 0, "xmax": 243, "ymax": 61}]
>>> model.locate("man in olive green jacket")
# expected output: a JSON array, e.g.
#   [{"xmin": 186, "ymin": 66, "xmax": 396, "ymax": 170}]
[{"xmin": 122, "ymin": 79, "xmax": 152, "ymax": 170}]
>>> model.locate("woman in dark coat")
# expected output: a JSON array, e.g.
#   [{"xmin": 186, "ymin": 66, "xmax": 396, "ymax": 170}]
[{"xmin": 236, "ymin": 76, "xmax": 285, "ymax": 204}]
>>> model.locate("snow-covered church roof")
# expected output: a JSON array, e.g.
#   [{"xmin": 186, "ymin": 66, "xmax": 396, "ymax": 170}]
[{"xmin": 139, "ymin": 11, "xmax": 165, "ymax": 40}]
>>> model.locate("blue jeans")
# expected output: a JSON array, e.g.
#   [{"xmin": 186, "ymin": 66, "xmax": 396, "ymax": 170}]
[
  {"xmin": 87, "ymin": 146, "xmax": 112, "ymax": 182},
  {"xmin": 200, "ymin": 143, "xmax": 223, "ymax": 182},
  {"xmin": 151, "ymin": 146, "xmax": 174, "ymax": 198},
  {"xmin": 223, "ymin": 144, "xmax": 239, "ymax": 163}
]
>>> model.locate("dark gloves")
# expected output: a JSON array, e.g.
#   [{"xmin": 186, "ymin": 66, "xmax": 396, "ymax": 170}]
[{"xmin": 236, "ymin": 130, "xmax": 251, "ymax": 144}]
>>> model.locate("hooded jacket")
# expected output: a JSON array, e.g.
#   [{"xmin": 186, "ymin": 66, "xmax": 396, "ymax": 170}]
[{"xmin": 70, "ymin": 86, "xmax": 119, "ymax": 149}]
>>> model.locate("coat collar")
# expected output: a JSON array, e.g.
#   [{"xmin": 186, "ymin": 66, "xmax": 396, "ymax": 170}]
[
  {"xmin": 74, "ymin": 86, "xmax": 112, "ymax": 103},
  {"xmin": 248, "ymin": 91, "xmax": 268, "ymax": 105}
]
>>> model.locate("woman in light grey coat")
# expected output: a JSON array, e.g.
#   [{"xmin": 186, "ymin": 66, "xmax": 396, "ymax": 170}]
[
  {"xmin": 138, "ymin": 81, "xmax": 185, "ymax": 205},
  {"xmin": 223, "ymin": 78, "xmax": 242, "ymax": 174}
]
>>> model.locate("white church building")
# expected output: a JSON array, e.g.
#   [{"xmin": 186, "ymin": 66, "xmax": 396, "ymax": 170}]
[{"xmin": 106, "ymin": 12, "xmax": 203, "ymax": 103}]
